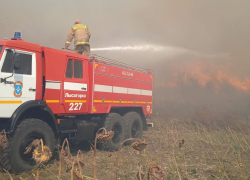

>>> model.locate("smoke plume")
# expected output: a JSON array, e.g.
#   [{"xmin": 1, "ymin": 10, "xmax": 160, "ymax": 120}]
[{"xmin": 1, "ymin": 0, "xmax": 250, "ymax": 120}]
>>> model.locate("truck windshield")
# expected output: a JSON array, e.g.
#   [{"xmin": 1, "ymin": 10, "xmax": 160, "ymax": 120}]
[{"xmin": 0, "ymin": 46, "xmax": 2, "ymax": 54}]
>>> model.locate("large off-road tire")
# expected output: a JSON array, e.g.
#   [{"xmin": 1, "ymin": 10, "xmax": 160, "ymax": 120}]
[
  {"xmin": 0, "ymin": 118, "xmax": 56, "ymax": 174},
  {"xmin": 102, "ymin": 113, "xmax": 127, "ymax": 151},
  {"xmin": 123, "ymin": 112, "xmax": 143, "ymax": 145}
]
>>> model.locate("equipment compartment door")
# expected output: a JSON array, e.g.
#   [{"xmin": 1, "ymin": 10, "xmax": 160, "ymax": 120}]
[
  {"xmin": 0, "ymin": 48, "xmax": 36, "ymax": 118},
  {"xmin": 63, "ymin": 57, "xmax": 88, "ymax": 114}
]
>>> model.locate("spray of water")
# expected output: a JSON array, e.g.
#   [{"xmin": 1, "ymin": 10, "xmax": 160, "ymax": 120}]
[
  {"xmin": 91, "ymin": 44, "xmax": 229, "ymax": 58},
  {"xmin": 92, "ymin": 45, "xmax": 169, "ymax": 51}
]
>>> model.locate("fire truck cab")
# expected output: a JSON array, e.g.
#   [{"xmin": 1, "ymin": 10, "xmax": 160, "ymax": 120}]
[{"xmin": 0, "ymin": 36, "xmax": 153, "ymax": 173}]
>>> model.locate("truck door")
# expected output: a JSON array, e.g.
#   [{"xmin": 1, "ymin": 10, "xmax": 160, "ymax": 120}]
[
  {"xmin": 63, "ymin": 57, "xmax": 88, "ymax": 114},
  {"xmin": 0, "ymin": 48, "xmax": 36, "ymax": 118}
]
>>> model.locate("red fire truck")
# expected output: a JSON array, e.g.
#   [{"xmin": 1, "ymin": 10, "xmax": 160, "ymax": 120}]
[{"xmin": 0, "ymin": 36, "xmax": 153, "ymax": 173}]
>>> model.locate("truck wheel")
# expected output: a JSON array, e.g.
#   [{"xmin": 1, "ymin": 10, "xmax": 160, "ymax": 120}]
[
  {"xmin": 102, "ymin": 113, "xmax": 127, "ymax": 151},
  {"xmin": 0, "ymin": 118, "xmax": 55, "ymax": 174},
  {"xmin": 123, "ymin": 112, "xmax": 143, "ymax": 145}
]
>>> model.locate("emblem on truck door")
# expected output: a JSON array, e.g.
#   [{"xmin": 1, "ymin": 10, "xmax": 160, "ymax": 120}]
[{"xmin": 14, "ymin": 81, "xmax": 23, "ymax": 97}]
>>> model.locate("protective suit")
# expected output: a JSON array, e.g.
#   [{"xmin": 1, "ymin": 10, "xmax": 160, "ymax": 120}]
[{"xmin": 65, "ymin": 19, "xmax": 91, "ymax": 55}]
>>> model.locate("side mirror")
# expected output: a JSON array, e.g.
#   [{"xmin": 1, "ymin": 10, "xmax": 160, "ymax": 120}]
[{"xmin": 14, "ymin": 53, "xmax": 21, "ymax": 70}]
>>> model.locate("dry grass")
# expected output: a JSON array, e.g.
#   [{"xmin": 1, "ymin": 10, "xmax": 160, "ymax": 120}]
[{"xmin": 1, "ymin": 117, "xmax": 250, "ymax": 179}]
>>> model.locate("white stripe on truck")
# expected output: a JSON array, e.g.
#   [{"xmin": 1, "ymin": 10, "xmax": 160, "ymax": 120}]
[
  {"xmin": 46, "ymin": 81, "xmax": 152, "ymax": 96},
  {"xmin": 64, "ymin": 82, "xmax": 88, "ymax": 91},
  {"xmin": 141, "ymin": 90, "xmax": 153, "ymax": 96},
  {"xmin": 45, "ymin": 81, "xmax": 61, "ymax": 90},
  {"xmin": 94, "ymin": 84, "xmax": 152, "ymax": 96},
  {"xmin": 94, "ymin": 84, "xmax": 112, "ymax": 93},
  {"xmin": 128, "ymin": 88, "xmax": 141, "ymax": 95},
  {"xmin": 113, "ymin": 86, "xmax": 128, "ymax": 94}
]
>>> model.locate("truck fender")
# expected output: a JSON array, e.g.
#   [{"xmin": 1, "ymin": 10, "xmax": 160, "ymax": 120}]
[{"xmin": 9, "ymin": 100, "xmax": 58, "ymax": 134}]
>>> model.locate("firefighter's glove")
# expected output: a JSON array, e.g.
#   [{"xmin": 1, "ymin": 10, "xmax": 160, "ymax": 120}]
[{"xmin": 65, "ymin": 42, "xmax": 70, "ymax": 49}]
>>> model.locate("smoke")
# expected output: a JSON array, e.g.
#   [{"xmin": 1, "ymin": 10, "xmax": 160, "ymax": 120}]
[
  {"xmin": 1, "ymin": 0, "xmax": 250, "ymax": 120},
  {"xmin": 91, "ymin": 45, "xmax": 229, "ymax": 58}
]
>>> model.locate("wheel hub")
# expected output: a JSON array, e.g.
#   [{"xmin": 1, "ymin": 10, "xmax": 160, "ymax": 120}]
[{"xmin": 20, "ymin": 133, "xmax": 44, "ymax": 162}]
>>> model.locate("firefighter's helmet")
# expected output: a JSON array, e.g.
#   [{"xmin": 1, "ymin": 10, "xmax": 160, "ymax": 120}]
[{"xmin": 75, "ymin": 19, "xmax": 81, "ymax": 24}]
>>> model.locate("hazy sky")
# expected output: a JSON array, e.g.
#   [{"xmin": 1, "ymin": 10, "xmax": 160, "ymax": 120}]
[
  {"xmin": 1, "ymin": 0, "xmax": 250, "ymax": 83},
  {"xmin": 1, "ymin": 0, "xmax": 249, "ymax": 63},
  {"xmin": 1, "ymin": 0, "xmax": 250, "ymax": 117}
]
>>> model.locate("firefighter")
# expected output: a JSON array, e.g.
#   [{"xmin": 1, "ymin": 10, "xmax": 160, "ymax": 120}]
[{"xmin": 65, "ymin": 19, "xmax": 91, "ymax": 55}]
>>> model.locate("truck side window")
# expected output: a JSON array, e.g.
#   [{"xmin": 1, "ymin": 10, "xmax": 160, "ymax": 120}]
[
  {"xmin": 1, "ymin": 51, "xmax": 32, "ymax": 75},
  {"xmin": 15, "ymin": 53, "xmax": 32, "ymax": 75},
  {"xmin": 0, "ymin": 46, "xmax": 2, "ymax": 54},
  {"xmin": 74, "ymin": 61, "xmax": 83, "ymax": 78},
  {"xmin": 1, "ymin": 51, "xmax": 13, "ymax": 73},
  {"xmin": 66, "ymin": 59, "xmax": 73, "ymax": 78}
]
